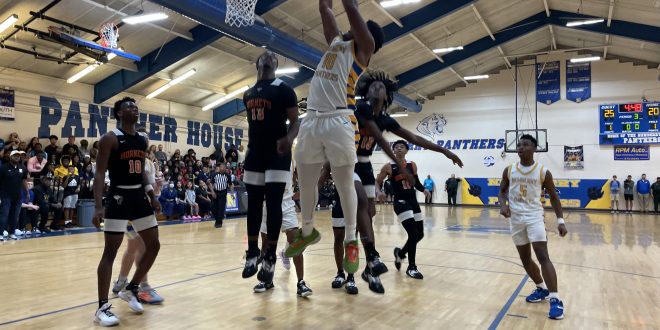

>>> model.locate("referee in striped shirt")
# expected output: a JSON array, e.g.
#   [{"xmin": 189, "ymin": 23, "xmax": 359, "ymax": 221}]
[{"xmin": 211, "ymin": 163, "xmax": 232, "ymax": 228}]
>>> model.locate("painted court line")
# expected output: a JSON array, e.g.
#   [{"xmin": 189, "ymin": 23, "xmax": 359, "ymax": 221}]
[
  {"xmin": 487, "ymin": 275, "xmax": 529, "ymax": 330},
  {"xmin": 0, "ymin": 266, "xmax": 243, "ymax": 327}
]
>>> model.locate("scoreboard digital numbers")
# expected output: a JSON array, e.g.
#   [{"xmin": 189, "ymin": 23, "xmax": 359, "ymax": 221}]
[{"xmin": 599, "ymin": 102, "xmax": 660, "ymax": 145}]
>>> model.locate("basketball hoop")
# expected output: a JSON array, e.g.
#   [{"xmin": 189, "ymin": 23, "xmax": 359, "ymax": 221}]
[
  {"xmin": 99, "ymin": 22, "xmax": 118, "ymax": 49},
  {"xmin": 225, "ymin": 0, "xmax": 259, "ymax": 27}
]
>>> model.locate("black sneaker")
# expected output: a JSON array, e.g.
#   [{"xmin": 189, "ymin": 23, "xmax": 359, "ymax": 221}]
[
  {"xmin": 345, "ymin": 274, "xmax": 358, "ymax": 295},
  {"xmin": 242, "ymin": 249, "xmax": 260, "ymax": 278},
  {"xmin": 39, "ymin": 227, "xmax": 51, "ymax": 233},
  {"xmin": 393, "ymin": 247, "xmax": 405, "ymax": 271},
  {"xmin": 253, "ymin": 282, "xmax": 274, "ymax": 293},
  {"xmin": 361, "ymin": 267, "xmax": 385, "ymax": 294},
  {"xmin": 257, "ymin": 254, "xmax": 276, "ymax": 283},
  {"xmin": 367, "ymin": 252, "xmax": 388, "ymax": 276},
  {"xmin": 331, "ymin": 272, "xmax": 346, "ymax": 289},
  {"xmin": 214, "ymin": 221, "xmax": 223, "ymax": 228},
  {"xmin": 297, "ymin": 280, "xmax": 313, "ymax": 297},
  {"xmin": 406, "ymin": 265, "xmax": 424, "ymax": 280}
]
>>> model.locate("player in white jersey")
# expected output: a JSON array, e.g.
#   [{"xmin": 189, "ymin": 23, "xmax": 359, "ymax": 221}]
[
  {"xmin": 287, "ymin": 0, "xmax": 385, "ymax": 276},
  {"xmin": 498, "ymin": 134, "xmax": 568, "ymax": 320},
  {"xmin": 253, "ymin": 161, "xmax": 312, "ymax": 297}
]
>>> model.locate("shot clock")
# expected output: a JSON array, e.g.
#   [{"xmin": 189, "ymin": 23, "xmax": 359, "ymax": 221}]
[{"xmin": 599, "ymin": 102, "xmax": 660, "ymax": 144}]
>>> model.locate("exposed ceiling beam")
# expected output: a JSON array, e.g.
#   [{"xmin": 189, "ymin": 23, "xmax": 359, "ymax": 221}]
[
  {"xmin": 370, "ymin": 0, "xmax": 403, "ymax": 27},
  {"xmin": 408, "ymin": 33, "xmax": 468, "ymax": 84},
  {"xmin": 603, "ymin": 35, "xmax": 610, "ymax": 59},
  {"xmin": 543, "ymin": 0, "xmax": 550, "ymax": 17},
  {"xmin": 497, "ymin": 46, "xmax": 512, "ymax": 68},
  {"xmin": 271, "ymin": 8, "xmax": 328, "ymax": 45},
  {"xmin": 471, "ymin": 4, "xmax": 495, "ymax": 41},
  {"xmin": 549, "ymin": 25, "xmax": 557, "ymax": 50},
  {"xmin": 607, "ymin": 0, "xmax": 615, "ymax": 27}
]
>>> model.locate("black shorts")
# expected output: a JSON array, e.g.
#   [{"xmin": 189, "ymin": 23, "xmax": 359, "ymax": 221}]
[
  {"xmin": 393, "ymin": 197, "xmax": 422, "ymax": 222},
  {"xmin": 104, "ymin": 187, "xmax": 157, "ymax": 233},
  {"xmin": 624, "ymin": 194, "xmax": 634, "ymax": 201},
  {"xmin": 243, "ymin": 149, "xmax": 291, "ymax": 185}
]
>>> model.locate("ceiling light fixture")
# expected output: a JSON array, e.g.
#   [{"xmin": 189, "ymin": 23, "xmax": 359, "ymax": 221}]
[
  {"xmin": 390, "ymin": 113, "xmax": 408, "ymax": 118},
  {"xmin": 0, "ymin": 14, "xmax": 18, "ymax": 34},
  {"xmin": 202, "ymin": 86, "xmax": 250, "ymax": 111},
  {"xmin": 464, "ymin": 74, "xmax": 489, "ymax": 80},
  {"xmin": 146, "ymin": 68, "xmax": 197, "ymax": 99},
  {"xmin": 565, "ymin": 18, "xmax": 605, "ymax": 27},
  {"xmin": 67, "ymin": 64, "xmax": 99, "ymax": 83},
  {"xmin": 380, "ymin": 0, "xmax": 421, "ymax": 9},
  {"xmin": 275, "ymin": 67, "xmax": 300, "ymax": 75},
  {"xmin": 122, "ymin": 13, "xmax": 168, "ymax": 25},
  {"xmin": 433, "ymin": 46, "xmax": 463, "ymax": 54},
  {"xmin": 569, "ymin": 56, "xmax": 601, "ymax": 63}
]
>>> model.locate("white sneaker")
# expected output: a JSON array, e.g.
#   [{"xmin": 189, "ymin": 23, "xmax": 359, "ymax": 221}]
[
  {"xmin": 34, "ymin": 228, "xmax": 41, "ymax": 234},
  {"xmin": 24, "ymin": 230, "xmax": 32, "ymax": 236},
  {"xmin": 2, "ymin": 230, "xmax": 8, "ymax": 237},
  {"xmin": 94, "ymin": 303, "xmax": 120, "ymax": 327},
  {"xmin": 118, "ymin": 289, "xmax": 144, "ymax": 313},
  {"xmin": 9, "ymin": 234, "xmax": 17, "ymax": 240},
  {"xmin": 112, "ymin": 278, "xmax": 127, "ymax": 294},
  {"xmin": 611, "ymin": 210, "xmax": 615, "ymax": 214},
  {"xmin": 14, "ymin": 229, "xmax": 23, "ymax": 236}
]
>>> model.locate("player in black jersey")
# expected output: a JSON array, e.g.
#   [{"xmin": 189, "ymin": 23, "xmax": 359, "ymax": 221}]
[
  {"xmin": 376, "ymin": 140, "xmax": 450, "ymax": 279},
  {"xmin": 92, "ymin": 97, "xmax": 161, "ymax": 327},
  {"xmin": 241, "ymin": 51, "xmax": 300, "ymax": 285},
  {"xmin": 327, "ymin": 71, "xmax": 411, "ymax": 294}
]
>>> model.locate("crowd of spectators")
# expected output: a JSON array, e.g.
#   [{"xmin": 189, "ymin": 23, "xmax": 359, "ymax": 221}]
[{"xmin": 0, "ymin": 131, "xmax": 247, "ymax": 240}]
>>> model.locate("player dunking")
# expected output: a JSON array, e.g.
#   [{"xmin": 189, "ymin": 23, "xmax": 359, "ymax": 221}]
[
  {"xmin": 498, "ymin": 134, "xmax": 567, "ymax": 320},
  {"xmin": 241, "ymin": 51, "xmax": 300, "ymax": 285},
  {"xmin": 93, "ymin": 97, "xmax": 161, "ymax": 327},
  {"xmin": 286, "ymin": 0, "xmax": 384, "ymax": 275}
]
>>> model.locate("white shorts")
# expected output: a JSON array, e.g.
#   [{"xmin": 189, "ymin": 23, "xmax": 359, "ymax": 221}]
[
  {"xmin": 63, "ymin": 195, "xmax": 78, "ymax": 208},
  {"xmin": 509, "ymin": 216, "xmax": 547, "ymax": 246},
  {"xmin": 610, "ymin": 192, "xmax": 619, "ymax": 201},
  {"xmin": 260, "ymin": 199, "xmax": 298, "ymax": 234},
  {"xmin": 294, "ymin": 110, "xmax": 358, "ymax": 167},
  {"xmin": 104, "ymin": 215, "xmax": 158, "ymax": 233}
]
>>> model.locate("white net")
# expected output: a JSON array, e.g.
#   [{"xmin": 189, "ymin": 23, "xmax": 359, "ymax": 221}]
[
  {"xmin": 225, "ymin": 0, "xmax": 259, "ymax": 27},
  {"xmin": 99, "ymin": 22, "xmax": 118, "ymax": 49}
]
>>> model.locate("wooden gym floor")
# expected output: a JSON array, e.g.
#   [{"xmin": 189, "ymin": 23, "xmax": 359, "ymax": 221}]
[{"xmin": 0, "ymin": 205, "xmax": 659, "ymax": 329}]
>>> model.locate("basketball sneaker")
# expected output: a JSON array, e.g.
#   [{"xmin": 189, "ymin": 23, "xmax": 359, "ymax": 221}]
[
  {"xmin": 525, "ymin": 287, "xmax": 549, "ymax": 303},
  {"xmin": 406, "ymin": 265, "xmax": 424, "ymax": 279},
  {"xmin": 393, "ymin": 247, "xmax": 404, "ymax": 271},
  {"xmin": 2, "ymin": 230, "xmax": 8, "ymax": 238},
  {"xmin": 257, "ymin": 254, "xmax": 276, "ymax": 284},
  {"xmin": 343, "ymin": 240, "xmax": 360, "ymax": 274},
  {"xmin": 284, "ymin": 228, "xmax": 321, "ymax": 257},
  {"xmin": 297, "ymin": 280, "xmax": 313, "ymax": 297},
  {"xmin": 548, "ymin": 298, "xmax": 565, "ymax": 319},
  {"xmin": 279, "ymin": 250, "xmax": 290, "ymax": 270},
  {"xmin": 361, "ymin": 267, "xmax": 385, "ymax": 294},
  {"xmin": 94, "ymin": 303, "xmax": 119, "ymax": 327},
  {"xmin": 138, "ymin": 289, "xmax": 164, "ymax": 304},
  {"xmin": 214, "ymin": 220, "xmax": 223, "ymax": 228},
  {"xmin": 242, "ymin": 249, "xmax": 260, "ymax": 278},
  {"xmin": 345, "ymin": 274, "xmax": 358, "ymax": 295},
  {"xmin": 118, "ymin": 289, "xmax": 144, "ymax": 313},
  {"xmin": 112, "ymin": 278, "xmax": 127, "ymax": 294},
  {"xmin": 331, "ymin": 271, "xmax": 346, "ymax": 288},
  {"xmin": 367, "ymin": 252, "xmax": 388, "ymax": 276},
  {"xmin": 253, "ymin": 282, "xmax": 274, "ymax": 293}
]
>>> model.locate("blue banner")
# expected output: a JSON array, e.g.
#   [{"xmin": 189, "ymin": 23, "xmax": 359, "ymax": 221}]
[
  {"xmin": 536, "ymin": 61, "xmax": 560, "ymax": 105},
  {"xmin": 461, "ymin": 177, "xmax": 610, "ymax": 209},
  {"xmin": 0, "ymin": 89, "xmax": 15, "ymax": 121},
  {"xmin": 614, "ymin": 145, "xmax": 650, "ymax": 160},
  {"xmin": 566, "ymin": 61, "xmax": 591, "ymax": 103}
]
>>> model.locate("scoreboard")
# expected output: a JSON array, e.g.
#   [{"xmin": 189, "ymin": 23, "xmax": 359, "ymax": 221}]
[{"xmin": 599, "ymin": 102, "xmax": 660, "ymax": 145}]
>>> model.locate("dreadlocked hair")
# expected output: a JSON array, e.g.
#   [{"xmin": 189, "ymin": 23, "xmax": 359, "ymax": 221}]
[{"xmin": 356, "ymin": 70, "xmax": 399, "ymax": 107}]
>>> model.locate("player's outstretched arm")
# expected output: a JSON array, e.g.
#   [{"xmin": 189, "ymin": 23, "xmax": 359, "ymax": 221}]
[
  {"xmin": 341, "ymin": 0, "xmax": 374, "ymax": 62},
  {"xmin": 498, "ymin": 167, "xmax": 510, "ymax": 218},
  {"xmin": 319, "ymin": 0, "xmax": 340, "ymax": 45},
  {"xmin": 543, "ymin": 170, "xmax": 567, "ymax": 236},
  {"xmin": 392, "ymin": 126, "xmax": 463, "ymax": 167},
  {"xmin": 375, "ymin": 163, "xmax": 391, "ymax": 201},
  {"xmin": 360, "ymin": 117, "xmax": 398, "ymax": 163}
]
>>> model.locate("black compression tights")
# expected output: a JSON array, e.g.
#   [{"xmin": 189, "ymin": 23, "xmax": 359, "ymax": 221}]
[
  {"xmin": 399, "ymin": 219, "xmax": 424, "ymax": 266},
  {"xmin": 245, "ymin": 182, "xmax": 286, "ymax": 255}
]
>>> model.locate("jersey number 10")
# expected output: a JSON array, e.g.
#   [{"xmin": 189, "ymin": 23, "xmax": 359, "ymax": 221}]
[
  {"xmin": 322, "ymin": 53, "xmax": 337, "ymax": 70},
  {"xmin": 128, "ymin": 160, "xmax": 142, "ymax": 174}
]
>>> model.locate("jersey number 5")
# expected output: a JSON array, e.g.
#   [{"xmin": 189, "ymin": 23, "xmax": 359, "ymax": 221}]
[
  {"xmin": 322, "ymin": 53, "xmax": 337, "ymax": 70},
  {"xmin": 250, "ymin": 108, "xmax": 265, "ymax": 121},
  {"xmin": 128, "ymin": 160, "xmax": 142, "ymax": 174},
  {"xmin": 519, "ymin": 184, "xmax": 527, "ymax": 198}
]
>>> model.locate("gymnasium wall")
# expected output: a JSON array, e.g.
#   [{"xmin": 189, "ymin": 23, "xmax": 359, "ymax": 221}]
[
  {"xmin": 0, "ymin": 67, "xmax": 248, "ymax": 156},
  {"xmin": 372, "ymin": 52, "xmax": 660, "ymax": 210}
]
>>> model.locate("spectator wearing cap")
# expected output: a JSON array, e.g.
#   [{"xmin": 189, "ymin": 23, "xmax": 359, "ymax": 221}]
[
  {"xmin": 0, "ymin": 150, "xmax": 29, "ymax": 240},
  {"xmin": 44, "ymin": 135, "xmax": 59, "ymax": 158},
  {"xmin": 27, "ymin": 151, "xmax": 47, "ymax": 178}
]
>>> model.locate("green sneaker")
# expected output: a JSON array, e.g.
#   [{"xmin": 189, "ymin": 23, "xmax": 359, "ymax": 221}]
[
  {"xmin": 343, "ymin": 240, "xmax": 360, "ymax": 274},
  {"xmin": 284, "ymin": 228, "xmax": 321, "ymax": 257}
]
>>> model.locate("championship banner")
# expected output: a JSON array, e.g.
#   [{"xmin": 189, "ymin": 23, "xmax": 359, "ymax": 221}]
[
  {"xmin": 566, "ymin": 61, "xmax": 591, "ymax": 103},
  {"xmin": 0, "ymin": 89, "xmax": 15, "ymax": 121},
  {"xmin": 226, "ymin": 191, "xmax": 239, "ymax": 213},
  {"xmin": 536, "ymin": 61, "xmax": 560, "ymax": 105},
  {"xmin": 564, "ymin": 146, "xmax": 584, "ymax": 169},
  {"xmin": 614, "ymin": 145, "xmax": 650, "ymax": 160},
  {"xmin": 461, "ymin": 177, "xmax": 610, "ymax": 209}
]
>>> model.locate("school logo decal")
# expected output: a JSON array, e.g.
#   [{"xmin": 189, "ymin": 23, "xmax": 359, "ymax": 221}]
[{"xmin": 416, "ymin": 113, "xmax": 447, "ymax": 140}]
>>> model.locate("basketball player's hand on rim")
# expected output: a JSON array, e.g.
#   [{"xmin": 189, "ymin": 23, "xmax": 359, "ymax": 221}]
[
  {"xmin": 276, "ymin": 137, "xmax": 293, "ymax": 156},
  {"xmin": 500, "ymin": 204, "xmax": 511, "ymax": 218},
  {"xmin": 93, "ymin": 207, "xmax": 104, "ymax": 229}
]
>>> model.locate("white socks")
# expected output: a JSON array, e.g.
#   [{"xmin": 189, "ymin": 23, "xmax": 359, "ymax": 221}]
[
  {"xmin": 548, "ymin": 292, "xmax": 560, "ymax": 300},
  {"xmin": 536, "ymin": 282, "xmax": 548, "ymax": 290},
  {"xmin": 330, "ymin": 164, "xmax": 358, "ymax": 241}
]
